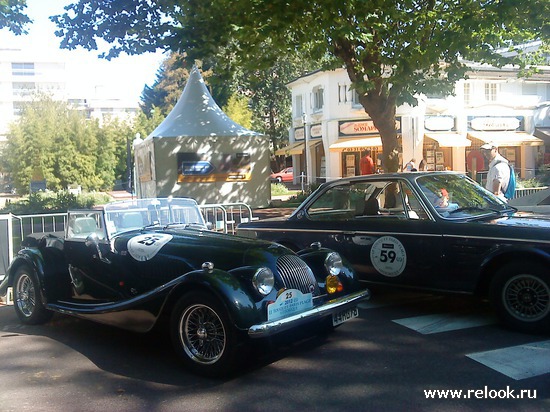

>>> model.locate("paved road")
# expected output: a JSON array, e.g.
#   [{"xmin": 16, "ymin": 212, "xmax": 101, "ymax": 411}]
[{"xmin": 1, "ymin": 288, "xmax": 548, "ymax": 412}]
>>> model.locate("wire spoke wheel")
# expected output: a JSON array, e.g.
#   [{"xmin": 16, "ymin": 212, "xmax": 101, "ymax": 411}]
[
  {"xmin": 15, "ymin": 272, "xmax": 36, "ymax": 318},
  {"xmin": 12, "ymin": 266, "xmax": 53, "ymax": 325},
  {"xmin": 503, "ymin": 274, "xmax": 550, "ymax": 322},
  {"xmin": 179, "ymin": 304, "xmax": 226, "ymax": 364}
]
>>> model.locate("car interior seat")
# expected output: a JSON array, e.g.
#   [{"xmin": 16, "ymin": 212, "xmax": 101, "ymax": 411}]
[{"xmin": 363, "ymin": 196, "xmax": 380, "ymax": 215}]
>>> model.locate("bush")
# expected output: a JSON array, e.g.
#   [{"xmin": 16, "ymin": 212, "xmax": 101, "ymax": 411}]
[
  {"xmin": 0, "ymin": 190, "xmax": 111, "ymax": 214},
  {"xmin": 271, "ymin": 183, "xmax": 290, "ymax": 196}
]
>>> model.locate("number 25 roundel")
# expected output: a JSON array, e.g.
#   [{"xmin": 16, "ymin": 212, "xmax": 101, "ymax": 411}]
[{"xmin": 128, "ymin": 234, "xmax": 173, "ymax": 261}]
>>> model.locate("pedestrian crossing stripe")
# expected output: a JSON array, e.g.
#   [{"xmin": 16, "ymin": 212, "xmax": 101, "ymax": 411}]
[
  {"xmin": 467, "ymin": 341, "xmax": 550, "ymax": 380},
  {"xmin": 392, "ymin": 311, "xmax": 496, "ymax": 334}
]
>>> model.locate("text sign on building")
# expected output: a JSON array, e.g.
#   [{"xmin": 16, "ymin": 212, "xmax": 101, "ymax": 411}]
[
  {"xmin": 425, "ymin": 116, "xmax": 456, "ymax": 131},
  {"xmin": 339, "ymin": 117, "xmax": 401, "ymax": 137},
  {"xmin": 294, "ymin": 123, "xmax": 322, "ymax": 141},
  {"xmin": 468, "ymin": 116, "xmax": 523, "ymax": 131}
]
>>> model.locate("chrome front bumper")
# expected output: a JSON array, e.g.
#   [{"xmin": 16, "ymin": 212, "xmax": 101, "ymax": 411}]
[{"xmin": 247, "ymin": 288, "xmax": 370, "ymax": 338}]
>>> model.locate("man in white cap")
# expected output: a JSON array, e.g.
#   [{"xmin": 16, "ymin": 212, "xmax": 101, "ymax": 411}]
[{"xmin": 480, "ymin": 142, "xmax": 510, "ymax": 200}]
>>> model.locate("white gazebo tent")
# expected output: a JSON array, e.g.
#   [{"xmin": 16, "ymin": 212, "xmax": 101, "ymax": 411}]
[{"xmin": 134, "ymin": 66, "xmax": 270, "ymax": 207}]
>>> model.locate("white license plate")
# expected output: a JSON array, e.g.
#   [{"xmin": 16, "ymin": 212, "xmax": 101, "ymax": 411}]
[{"xmin": 332, "ymin": 307, "xmax": 359, "ymax": 326}]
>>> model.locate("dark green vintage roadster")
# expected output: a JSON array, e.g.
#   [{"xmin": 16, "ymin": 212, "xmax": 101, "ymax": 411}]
[{"xmin": 0, "ymin": 198, "xmax": 369, "ymax": 377}]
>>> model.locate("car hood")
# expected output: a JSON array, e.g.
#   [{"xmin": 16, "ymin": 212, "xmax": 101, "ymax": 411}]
[{"xmin": 116, "ymin": 227, "xmax": 291, "ymax": 271}]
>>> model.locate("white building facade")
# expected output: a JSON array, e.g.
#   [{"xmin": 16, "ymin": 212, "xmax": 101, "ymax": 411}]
[{"xmin": 283, "ymin": 65, "xmax": 550, "ymax": 184}]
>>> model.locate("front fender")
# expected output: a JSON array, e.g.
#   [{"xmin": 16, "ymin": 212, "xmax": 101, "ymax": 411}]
[
  {"xmin": 168, "ymin": 268, "xmax": 264, "ymax": 331},
  {"xmin": 1, "ymin": 249, "xmax": 45, "ymax": 293}
]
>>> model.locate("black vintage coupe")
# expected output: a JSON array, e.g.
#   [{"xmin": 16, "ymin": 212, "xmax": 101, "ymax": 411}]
[
  {"xmin": 238, "ymin": 172, "xmax": 550, "ymax": 333},
  {"xmin": 0, "ymin": 198, "xmax": 369, "ymax": 377}
]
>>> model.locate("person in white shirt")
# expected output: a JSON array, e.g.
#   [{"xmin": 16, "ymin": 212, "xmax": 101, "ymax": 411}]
[{"xmin": 480, "ymin": 142, "xmax": 510, "ymax": 201}]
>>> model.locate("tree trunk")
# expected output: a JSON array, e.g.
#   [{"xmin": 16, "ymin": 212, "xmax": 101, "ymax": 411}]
[{"xmin": 359, "ymin": 93, "xmax": 400, "ymax": 173}]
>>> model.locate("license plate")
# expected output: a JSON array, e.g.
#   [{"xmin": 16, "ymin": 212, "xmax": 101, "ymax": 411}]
[{"xmin": 332, "ymin": 307, "xmax": 359, "ymax": 326}]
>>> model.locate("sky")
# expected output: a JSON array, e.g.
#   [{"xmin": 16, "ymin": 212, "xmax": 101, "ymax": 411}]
[{"xmin": 0, "ymin": 0, "xmax": 166, "ymax": 103}]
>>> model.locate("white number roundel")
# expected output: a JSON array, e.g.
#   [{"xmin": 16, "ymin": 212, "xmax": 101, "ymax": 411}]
[
  {"xmin": 370, "ymin": 236, "xmax": 407, "ymax": 277},
  {"xmin": 127, "ymin": 233, "xmax": 173, "ymax": 261}
]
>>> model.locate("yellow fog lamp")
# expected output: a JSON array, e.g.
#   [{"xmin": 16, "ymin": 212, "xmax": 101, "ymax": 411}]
[{"xmin": 326, "ymin": 274, "xmax": 344, "ymax": 294}]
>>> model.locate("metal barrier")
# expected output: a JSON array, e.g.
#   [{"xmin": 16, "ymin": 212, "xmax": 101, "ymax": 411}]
[
  {"xmin": 0, "ymin": 203, "xmax": 257, "ymax": 271},
  {"xmin": 199, "ymin": 203, "xmax": 259, "ymax": 234},
  {"xmin": 513, "ymin": 186, "xmax": 549, "ymax": 199}
]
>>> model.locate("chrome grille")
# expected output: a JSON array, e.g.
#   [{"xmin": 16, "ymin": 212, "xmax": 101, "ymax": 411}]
[{"xmin": 276, "ymin": 255, "xmax": 320, "ymax": 296}]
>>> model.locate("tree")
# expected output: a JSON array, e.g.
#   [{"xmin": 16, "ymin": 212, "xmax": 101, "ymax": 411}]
[
  {"xmin": 51, "ymin": 1, "xmax": 549, "ymax": 172},
  {"xmin": 0, "ymin": 0, "xmax": 31, "ymax": 35},
  {"xmin": 223, "ymin": 94, "xmax": 253, "ymax": 129},
  {"xmin": 2, "ymin": 95, "xmax": 130, "ymax": 192}
]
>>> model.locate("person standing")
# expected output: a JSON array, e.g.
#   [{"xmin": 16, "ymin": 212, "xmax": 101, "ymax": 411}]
[
  {"xmin": 480, "ymin": 142, "xmax": 510, "ymax": 200},
  {"xmin": 418, "ymin": 159, "xmax": 427, "ymax": 171},
  {"xmin": 360, "ymin": 149, "xmax": 375, "ymax": 175},
  {"xmin": 404, "ymin": 158, "xmax": 416, "ymax": 172}
]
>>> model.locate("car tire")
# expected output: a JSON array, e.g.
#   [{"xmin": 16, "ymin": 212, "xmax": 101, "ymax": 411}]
[
  {"xmin": 170, "ymin": 291, "xmax": 243, "ymax": 377},
  {"xmin": 490, "ymin": 261, "xmax": 550, "ymax": 333},
  {"xmin": 13, "ymin": 266, "xmax": 53, "ymax": 325},
  {"xmin": 276, "ymin": 177, "xmax": 282, "ymax": 183}
]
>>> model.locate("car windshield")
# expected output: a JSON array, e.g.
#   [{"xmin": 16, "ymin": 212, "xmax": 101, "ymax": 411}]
[
  {"xmin": 415, "ymin": 173, "xmax": 511, "ymax": 219},
  {"xmin": 104, "ymin": 198, "xmax": 207, "ymax": 237}
]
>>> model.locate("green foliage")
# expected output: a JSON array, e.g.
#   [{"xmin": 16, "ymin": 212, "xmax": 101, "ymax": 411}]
[
  {"xmin": 2, "ymin": 95, "xmax": 138, "ymax": 194},
  {"xmin": 0, "ymin": 0, "xmax": 31, "ymax": 35},
  {"xmin": 50, "ymin": 1, "xmax": 550, "ymax": 172},
  {"xmin": 270, "ymin": 183, "xmax": 290, "ymax": 196},
  {"xmin": 0, "ymin": 191, "xmax": 110, "ymax": 214},
  {"xmin": 223, "ymin": 94, "xmax": 252, "ymax": 129}
]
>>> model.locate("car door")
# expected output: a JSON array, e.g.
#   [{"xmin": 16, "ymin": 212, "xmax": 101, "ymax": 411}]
[
  {"xmin": 64, "ymin": 210, "xmax": 129, "ymax": 301},
  {"xmin": 295, "ymin": 178, "xmax": 446, "ymax": 288}
]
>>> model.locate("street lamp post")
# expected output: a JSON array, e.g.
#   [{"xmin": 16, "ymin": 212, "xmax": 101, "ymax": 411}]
[{"xmin": 302, "ymin": 113, "xmax": 310, "ymax": 187}]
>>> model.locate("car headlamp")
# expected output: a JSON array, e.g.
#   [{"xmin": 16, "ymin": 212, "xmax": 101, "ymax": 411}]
[
  {"xmin": 252, "ymin": 267, "xmax": 274, "ymax": 296},
  {"xmin": 326, "ymin": 274, "xmax": 344, "ymax": 294},
  {"xmin": 324, "ymin": 252, "xmax": 344, "ymax": 276}
]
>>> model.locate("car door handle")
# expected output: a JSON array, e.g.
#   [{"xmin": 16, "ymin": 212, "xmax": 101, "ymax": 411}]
[{"xmin": 334, "ymin": 232, "xmax": 355, "ymax": 242}]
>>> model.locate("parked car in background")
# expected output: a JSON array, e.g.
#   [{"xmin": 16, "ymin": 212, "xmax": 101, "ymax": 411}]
[
  {"xmin": 0, "ymin": 197, "xmax": 369, "ymax": 377},
  {"xmin": 238, "ymin": 172, "xmax": 550, "ymax": 333},
  {"xmin": 270, "ymin": 167, "xmax": 294, "ymax": 183}
]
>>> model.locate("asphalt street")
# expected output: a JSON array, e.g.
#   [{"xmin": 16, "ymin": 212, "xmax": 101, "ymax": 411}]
[{"xmin": 1, "ymin": 288, "xmax": 549, "ymax": 412}]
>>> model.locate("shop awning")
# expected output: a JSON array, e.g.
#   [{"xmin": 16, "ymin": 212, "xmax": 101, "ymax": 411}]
[
  {"xmin": 329, "ymin": 137, "xmax": 383, "ymax": 152},
  {"xmin": 468, "ymin": 132, "xmax": 544, "ymax": 147},
  {"xmin": 275, "ymin": 141, "xmax": 305, "ymax": 156},
  {"xmin": 534, "ymin": 128, "xmax": 550, "ymax": 145},
  {"xmin": 424, "ymin": 133, "xmax": 471, "ymax": 147}
]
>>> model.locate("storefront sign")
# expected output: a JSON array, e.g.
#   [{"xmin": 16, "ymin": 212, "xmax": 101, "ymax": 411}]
[
  {"xmin": 425, "ymin": 116, "xmax": 455, "ymax": 131},
  {"xmin": 339, "ymin": 117, "xmax": 401, "ymax": 136},
  {"xmin": 469, "ymin": 116, "xmax": 523, "ymax": 131},
  {"xmin": 294, "ymin": 124, "xmax": 322, "ymax": 141},
  {"xmin": 310, "ymin": 123, "xmax": 322, "ymax": 138}
]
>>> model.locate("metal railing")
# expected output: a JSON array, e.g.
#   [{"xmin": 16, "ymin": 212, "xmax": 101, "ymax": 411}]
[
  {"xmin": 512, "ymin": 186, "xmax": 548, "ymax": 199},
  {"xmin": 199, "ymin": 202, "xmax": 259, "ymax": 234},
  {"xmin": 0, "ymin": 203, "xmax": 258, "ymax": 270}
]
